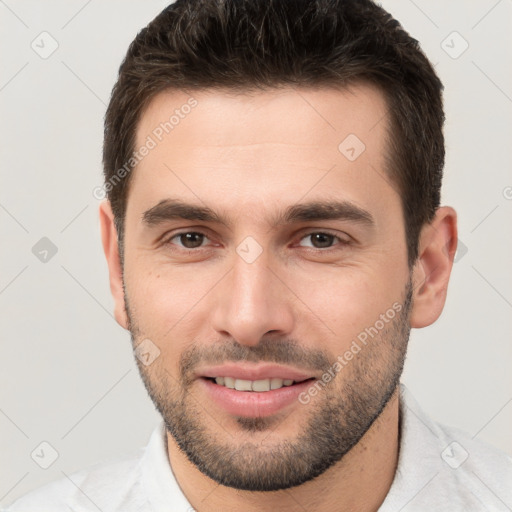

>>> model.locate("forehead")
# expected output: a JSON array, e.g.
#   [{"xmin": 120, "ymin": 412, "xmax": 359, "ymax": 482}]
[
  {"xmin": 136, "ymin": 83, "xmax": 389, "ymax": 149},
  {"xmin": 128, "ymin": 84, "xmax": 397, "ymax": 224}
]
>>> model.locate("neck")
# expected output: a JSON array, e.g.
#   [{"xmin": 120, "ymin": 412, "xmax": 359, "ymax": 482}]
[{"xmin": 167, "ymin": 387, "xmax": 401, "ymax": 512}]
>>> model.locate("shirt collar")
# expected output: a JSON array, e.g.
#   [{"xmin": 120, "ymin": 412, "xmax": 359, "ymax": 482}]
[{"xmin": 141, "ymin": 420, "xmax": 192, "ymax": 511}]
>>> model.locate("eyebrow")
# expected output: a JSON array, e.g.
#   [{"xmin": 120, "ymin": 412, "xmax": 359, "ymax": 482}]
[
  {"xmin": 142, "ymin": 199, "xmax": 227, "ymax": 227},
  {"xmin": 141, "ymin": 198, "xmax": 374, "ymax": 228},
  {"xmin": 282, "ymin": 201, "xmax": 374, "ymax": 226}
]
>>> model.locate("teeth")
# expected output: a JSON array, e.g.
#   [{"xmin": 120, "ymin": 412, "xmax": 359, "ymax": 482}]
[
  {"xmin": 270, "ymin": 378, "xmax": 283, "ymax": 390},
  {"xmin": 224, "ymin": 377, "xmax": 235, "ymax": 389},
  {"xmin": 212, "ymin": 377, "xmax": 299, "ymax": 392},
  {"xmin": 234, "ymin": 379, "xmax": 253, "ymax": 391},
  {"xmin": 252, "ymin": 379, "xmax": 271, "ymax": 392}
]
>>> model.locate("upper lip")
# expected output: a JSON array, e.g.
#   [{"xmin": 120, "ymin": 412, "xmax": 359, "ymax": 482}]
[{"xmin": 196, "ymin": 363, "xmax": 316, "ymax": 382}]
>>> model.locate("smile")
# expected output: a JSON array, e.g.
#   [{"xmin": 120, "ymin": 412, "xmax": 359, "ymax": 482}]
[{"xmin": 208, "ymin": 376, "xmax": 309, "ymax": 392}]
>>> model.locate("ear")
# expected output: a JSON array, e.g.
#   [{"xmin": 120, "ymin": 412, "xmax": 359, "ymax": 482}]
[
  {"xmin": 99, "ymin": 200, "xmax": 129, "ymax": 330},
  {"xmin": 410, "ymin": 206, "xmax": 458, "ymax": 328}
]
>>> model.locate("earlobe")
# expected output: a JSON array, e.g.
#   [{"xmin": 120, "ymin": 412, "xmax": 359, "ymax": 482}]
[
  {"xmin": 98, "ymin": 200, "xmax": 129, "ymax": 330},
  {"xmin": 410, "ymin": 206, "xmax": 458, "ymax": 329}
]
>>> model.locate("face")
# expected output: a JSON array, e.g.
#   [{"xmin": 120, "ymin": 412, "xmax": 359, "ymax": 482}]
[{"xmin": 119, "ymin": 85, "xmax": 414, "ymax": 490}]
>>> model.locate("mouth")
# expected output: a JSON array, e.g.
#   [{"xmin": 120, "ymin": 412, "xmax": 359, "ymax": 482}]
[
  {"xmin": 196, "ymin": 363, "xmax": 318, "ymax": 418},
  {"xmin": 203, "ymin": 376, "xmax": 314, "ymax": 392}
]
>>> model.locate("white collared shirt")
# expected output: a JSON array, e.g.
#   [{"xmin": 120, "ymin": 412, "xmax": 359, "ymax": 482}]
[{"xmin": 5, "ymin": 385, "xmax": 512, "ymax": 511}]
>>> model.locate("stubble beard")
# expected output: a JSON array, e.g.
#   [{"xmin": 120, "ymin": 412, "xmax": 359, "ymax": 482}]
[{"xmin": 126, "ymin": 280, "xmax": 413, "ymax": 491}]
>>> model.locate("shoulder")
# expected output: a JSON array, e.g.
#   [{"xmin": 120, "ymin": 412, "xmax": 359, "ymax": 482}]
[
  {"xmin": 433, "ymin": 419, "xmax": 512, "ymax": 505},
  {"xmin": 404, "ymin": 386, "xmax": 512, "ymax": 482},
  {"xmin": 4, "ymin": 448, "xmax": 146, "ymax": 512},
  {"xmin": 380, "ymin": 384, "xmax": 512, "ymax": 511}
]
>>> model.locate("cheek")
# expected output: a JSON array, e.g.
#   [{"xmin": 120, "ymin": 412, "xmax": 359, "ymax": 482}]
[
  {"xmin": 124, "ymin": 259, "xmax": 219, "ymax": 337},
  {"xmin": 125, "ymin": 268, "xmax": 203, "ymax": 379},
  {"xmin": 291, "ymin": 266, "xmax": 404, "ymax": 349}
]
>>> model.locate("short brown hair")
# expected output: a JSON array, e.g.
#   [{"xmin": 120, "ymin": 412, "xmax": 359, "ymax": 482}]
[{"xmin": 103, "ymin": 0, "xmax": 445, "ymax": 267}]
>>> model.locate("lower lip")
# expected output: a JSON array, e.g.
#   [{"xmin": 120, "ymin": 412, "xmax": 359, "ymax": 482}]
[{"xmin": 199, "ymin": 378, "xmax": 315, "ymax": 417}]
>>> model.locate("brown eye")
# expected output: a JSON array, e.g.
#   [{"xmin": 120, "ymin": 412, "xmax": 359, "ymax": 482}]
[
  {"xmin": 299, "ymin": 232, "xmax": 339, "ymax": 249},
  {"xmin": 169, "ymin": 232, "xmax": 208, "ymax": 249}
]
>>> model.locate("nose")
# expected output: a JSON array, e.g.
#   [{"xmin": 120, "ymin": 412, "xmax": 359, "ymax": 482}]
[{"xmin": 211, "ymin": 250, "xmax": 295, "ymax": 347}]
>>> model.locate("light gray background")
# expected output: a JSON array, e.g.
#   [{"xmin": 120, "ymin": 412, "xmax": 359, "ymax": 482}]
[{"xmin": 1, "ymin": 0, "xmax": 511, "ymax": 506}]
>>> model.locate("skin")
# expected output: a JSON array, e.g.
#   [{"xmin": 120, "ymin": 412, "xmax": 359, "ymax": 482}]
[{"xmin": 100, "ymin": 84, "xmax": 458, "ymax": 511}]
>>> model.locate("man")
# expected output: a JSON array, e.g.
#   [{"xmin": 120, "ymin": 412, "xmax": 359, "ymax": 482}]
[{"xmin": 6, "ymin": 0, "xmax": 511, "ymax": 510}]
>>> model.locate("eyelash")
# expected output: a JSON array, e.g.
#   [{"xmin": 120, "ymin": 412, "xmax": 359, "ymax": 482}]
[{"xmin": 163, "ymin": 230, "xmax": 351, "ymax": 252}]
